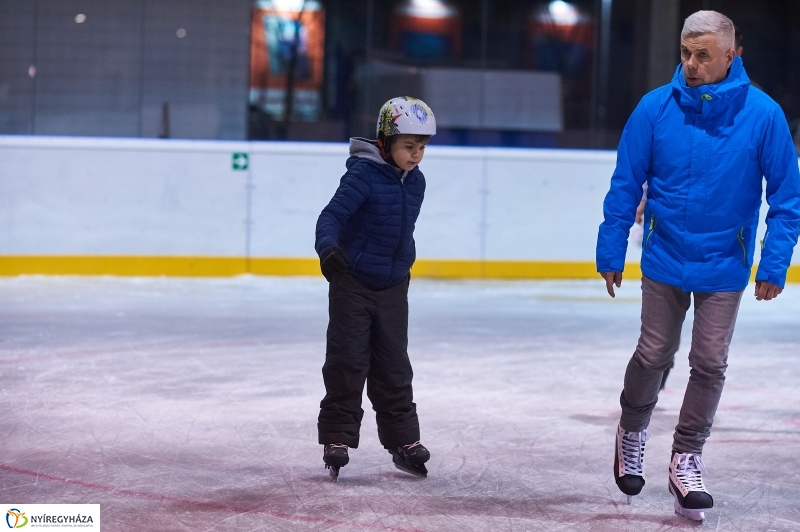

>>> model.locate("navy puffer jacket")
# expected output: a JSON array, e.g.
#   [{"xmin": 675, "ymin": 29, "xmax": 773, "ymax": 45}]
[{"xmin": 315, "ymin": 138, "xmax": 425, "ymax": 290}]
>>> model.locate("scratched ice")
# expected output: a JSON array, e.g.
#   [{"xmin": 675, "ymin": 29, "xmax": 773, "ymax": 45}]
[{"xmin": 1, "ymin": 276, "xmax": 799, "ymax": 531}]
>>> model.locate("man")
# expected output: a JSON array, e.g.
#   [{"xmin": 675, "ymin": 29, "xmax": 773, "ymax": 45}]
[
  {"xmin": 597, "ymin": 10, "xmax": 800, "ymax": 523},
  {"xmin": 642, "ymin": 23, "xmax": 752, "ymax": 393}
]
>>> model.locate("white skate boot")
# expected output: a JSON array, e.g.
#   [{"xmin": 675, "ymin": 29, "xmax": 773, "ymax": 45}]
[
  {"xmin": 668, "ymin": 451, "xmax": 713, "ymax": 522},
  {"xmin": 613, "ymin": 424, "xmax": 650, "ymax": 503}
]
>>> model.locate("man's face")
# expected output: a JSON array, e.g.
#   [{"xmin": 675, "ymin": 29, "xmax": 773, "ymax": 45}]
[
  {"xmin": 680, "ymin": 33, "xmax": 735, "ymax": 87},
  {"xmin": 390, "ymin": 134, "xmax": 427, "ymax": 172}
]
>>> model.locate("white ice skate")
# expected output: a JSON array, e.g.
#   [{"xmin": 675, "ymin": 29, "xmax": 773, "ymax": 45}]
[
  {"xmin": 668, "ymin": 452, "xmax": 713, "ymax": 522},
  {"xmin": 614, "ymin": 424, "xmax": 650, "ymax": 504}
]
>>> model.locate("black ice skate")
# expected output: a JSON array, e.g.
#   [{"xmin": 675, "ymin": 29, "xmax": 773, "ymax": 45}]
[
  {"xmin": 323, "ymin": 443, "xmax": 349, "ymax": 482},
  {"xmin": 388, "ymin": 441, "xmax": 429, "ymax": 478},
  {"xmin": 614, "ymin": 424, "xmax": 650, "ymax": 503},
  {"xmin": 668, "ymin": 451, "xmax": 713, "ymax": 523}
]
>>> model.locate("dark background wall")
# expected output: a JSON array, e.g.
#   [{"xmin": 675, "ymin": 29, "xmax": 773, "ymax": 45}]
[
  {"xmin": 682, "ymin": 0, "xmax": 800, "ymax": 126},
  {"xmin": 610, "ymin": 0, "xmax": 800, "ymax": 132},
  {"xmin": 0, "ymin": 0, "xmax": 251, "ymax": 139},
  {"xmin": 0, "ymin": 2, "xmax": 37, "ymax": 135},
  {"xmin": 2, "ymin": 0, "xmax": 800, "ymax": 145}
]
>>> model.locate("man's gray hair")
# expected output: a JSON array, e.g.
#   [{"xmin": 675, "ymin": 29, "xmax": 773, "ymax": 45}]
[{"xmin": 682, "ymin": 10, "xmax": 735, "ymax": 50}]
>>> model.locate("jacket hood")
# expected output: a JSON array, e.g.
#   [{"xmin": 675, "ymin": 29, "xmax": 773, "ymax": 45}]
[
  {"xmin": 670, "ymin": 55, "xmax": 750, "ymax": 117},
  {"xmin": 347, "ymin": 137, "xmax": 409, "ymax": 181},
  {"xmin": 348, "ymin": 137, "xmax": 387, "ymax": 166}
]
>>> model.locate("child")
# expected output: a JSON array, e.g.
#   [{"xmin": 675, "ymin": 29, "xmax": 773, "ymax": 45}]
[{"xmin": 314, "ymin": 97, "xmax": 435, "ymax": 481}]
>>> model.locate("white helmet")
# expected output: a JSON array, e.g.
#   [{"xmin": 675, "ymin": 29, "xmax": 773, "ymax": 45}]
[{"xmin": 376, "ymin": 96, "xmax": 436, "ymax": 137}]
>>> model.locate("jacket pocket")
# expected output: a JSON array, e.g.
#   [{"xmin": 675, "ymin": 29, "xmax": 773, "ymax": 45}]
[
  {"xmin": 644, "ymin": 214, "xmax": 657, "ymax": 250},
  {"xmin": 736, "ymin": 227, "xmax": 749, "ymax": 266},
  {"xmin": 350, "ymin": 239, "xmax": 369, "ymax": 271}
]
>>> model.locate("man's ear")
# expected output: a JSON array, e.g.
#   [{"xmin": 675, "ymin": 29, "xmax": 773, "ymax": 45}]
[{"xmin": 726, "ymin": 48, "xmax": 735, "ymax": 67}]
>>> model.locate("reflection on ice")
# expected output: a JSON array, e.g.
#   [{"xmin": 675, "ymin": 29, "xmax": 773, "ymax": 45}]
[{"xmin": 0, "ymin": 276, "xmax": 798, "ymax": 531}]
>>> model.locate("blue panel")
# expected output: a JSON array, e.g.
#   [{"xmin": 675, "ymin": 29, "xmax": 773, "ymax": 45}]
[{"xmin": 401, "ymin": 32, "xmax": 452, "ymax": 59}]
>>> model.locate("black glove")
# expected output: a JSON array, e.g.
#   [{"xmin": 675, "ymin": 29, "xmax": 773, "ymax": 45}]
[{"xmin": 320, "ymin": 246, "xmax": 350, "ymax": 282}]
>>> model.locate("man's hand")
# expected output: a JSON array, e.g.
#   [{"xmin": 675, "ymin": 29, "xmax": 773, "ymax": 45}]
[
  {"xmin": 600, "ymin": 271, "xmax": 623, "ymax": 298},
  {"xmin": 755, "ymin": 281, "xmax": 782, "ymax": 301},
  {"xmin": 319, "ymin": 246, "xmax": 350, "ymax": 282}
]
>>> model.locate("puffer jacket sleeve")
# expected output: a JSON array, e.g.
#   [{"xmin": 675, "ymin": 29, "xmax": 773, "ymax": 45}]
[
  {"xmin": 755, "ymin": 109, "xmax": 800, "ymax": 288},
  {"xmin": 596, "ymin": 96, "xmax": 656, "ymax": 272},
  {"xmin": 315, "ymin": 165, "xmax": 371, "ymax": 256}
]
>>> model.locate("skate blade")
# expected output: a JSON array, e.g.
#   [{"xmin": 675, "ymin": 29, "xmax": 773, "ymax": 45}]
[
  {"xmin": 392, "ymin": 457, "xmax": 427, "ymax": 478},
  {"xmin": 325, "ymin": 464, "xmax": 340, "ymax": 482},
  {"xmin": 673, "ymin": 498, "xmax": 707, "ymax": 523},
  {"xmin": 626, "ymin": 495, "xmax": 633, "ymax": 505}
]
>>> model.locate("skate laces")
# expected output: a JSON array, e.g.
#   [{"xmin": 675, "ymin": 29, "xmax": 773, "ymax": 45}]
[
  {"xmin": 673, "ymin": 453, "xmax": 708, "ymax": 492},
  {"xmin": 619, "ymin": 428, "xmax": 650, "ymax": 475},
  {"xmin": 327, "ymin": 443, "xmax": 348, "ymax": 451},
  {"xmin": 401, "ymin": 441, "xmax": 422, "ymax": 451}
]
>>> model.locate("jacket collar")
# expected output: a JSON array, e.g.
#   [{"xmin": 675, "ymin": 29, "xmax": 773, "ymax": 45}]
[
  {"xmin": 670, "ymin": 55, "xmax": 750, "ymax": 118},
  {"xmin": 348, "ymin": 137, "xmax": 412, "ymax": 183}
]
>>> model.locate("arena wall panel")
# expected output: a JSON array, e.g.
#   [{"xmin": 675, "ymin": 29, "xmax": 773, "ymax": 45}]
[{"xmin": 0, "ymin": 136, "xmax": 796, "ymax": 281}]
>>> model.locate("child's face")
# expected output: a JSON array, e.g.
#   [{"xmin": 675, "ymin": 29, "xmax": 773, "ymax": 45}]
[{"xmin": 389, "ymin": 134, "xmax": 427, "ymax": 172}]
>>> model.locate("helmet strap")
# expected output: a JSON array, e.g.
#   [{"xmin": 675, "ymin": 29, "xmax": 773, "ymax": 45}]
[{"xmin": 377, "ymin": 133, "xmax": 400, "ymax": 168}]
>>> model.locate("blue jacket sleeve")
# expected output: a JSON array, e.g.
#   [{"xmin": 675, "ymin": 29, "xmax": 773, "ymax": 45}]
[
  {"xmin": 596, "ymin": 97, "xmax": 655, "ymax": 272},
  {"xmin": 315, "ymin": 166, "xmax": 371, "ymax": 256},
  {"xmin": 755, "ymin": 109, "xmax": 800, "ymax": 288}
]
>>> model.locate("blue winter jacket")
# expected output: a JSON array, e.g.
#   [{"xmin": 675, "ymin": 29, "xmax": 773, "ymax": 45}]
[
  {"xmin": 597, "ymin": 56, "xmax": 800, "ymax": 291},
  {"xmin": 315, "ymin": 138, "xmax": 425, "ymax": 290}
]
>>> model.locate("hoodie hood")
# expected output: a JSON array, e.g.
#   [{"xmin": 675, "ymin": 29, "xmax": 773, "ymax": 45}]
[
  {"xmin": 671, "ymin": 55, "xmax": 750, "ymax": 118},
  {"xmin": 347, "ymin": 137, "xmax": 409, "ymax": 181},
  {"xmin": 349, "ymin": 137, "xmax": 387, "ymax": 166}
]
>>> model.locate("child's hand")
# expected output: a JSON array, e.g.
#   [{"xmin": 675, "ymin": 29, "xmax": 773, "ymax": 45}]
[{"xmin": 320, "ymin": 247, "xmax": 351, "ymax": 281}]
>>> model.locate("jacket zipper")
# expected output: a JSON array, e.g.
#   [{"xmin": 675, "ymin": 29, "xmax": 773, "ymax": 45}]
[
  {"xmin": 645, "ymin": 215, "xmax": 656, "ymax": 250},
  {"xmin": 760, "ymin": 231, "xmax": 769, "ymax": 250},
  {"xmin": 388, "ymin": 179, "xmax": 407, "ymax": 286},
  {"xmin": 736, "ymin": 227, "xmax": 748, "ymax": 265}
]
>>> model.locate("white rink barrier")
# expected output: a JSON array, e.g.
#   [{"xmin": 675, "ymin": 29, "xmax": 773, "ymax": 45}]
[{"xmin": 0, "ymin": 136, "xmax": 796, "ymax": 280}]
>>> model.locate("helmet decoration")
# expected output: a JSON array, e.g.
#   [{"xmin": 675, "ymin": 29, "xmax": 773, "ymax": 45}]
[
  {"xmin": 376, "ymin": 96, "xmax": 436, "ymax": 138},
  {"xmin": 376, "ymin": 96, "xmax": 435, "ymax": 165}
]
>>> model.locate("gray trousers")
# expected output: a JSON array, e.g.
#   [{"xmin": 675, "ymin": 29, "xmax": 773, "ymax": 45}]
[{"xmin": 619, "ymin": 276, "xmax": 743, "ymax": 454}]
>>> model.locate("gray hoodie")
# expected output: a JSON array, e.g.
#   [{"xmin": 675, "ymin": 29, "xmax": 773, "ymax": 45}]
[{"xmin": 348, "ymin": 137, "xmax": 408, "ymax": 181}]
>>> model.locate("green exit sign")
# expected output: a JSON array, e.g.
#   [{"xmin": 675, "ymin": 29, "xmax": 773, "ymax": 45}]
[{"xmin": 232, "ymin": 152, "xmax": 249, "ymax": 170}]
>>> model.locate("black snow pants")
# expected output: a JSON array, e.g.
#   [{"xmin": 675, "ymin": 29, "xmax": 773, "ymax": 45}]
[{"xmin": 317, "ymin": 273, "xmax": 420, "ymax": 449}]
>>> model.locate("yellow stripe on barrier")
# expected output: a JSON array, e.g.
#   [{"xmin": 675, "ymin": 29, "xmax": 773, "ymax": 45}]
[
  {"xmin": 0, "ymin": 255, "xmax": 797, "ymax": 282},
  {"xmin": 412, "ymin": 260, "xmax": 643, "ymax": 280},
  {"xmin": 786, "ymin": 267, "xmax": 800, "ymax": 284},
  {"xmin": 249, "ymin": 257, "xmax": 321, "ymax": 276},
  {"xmin": 0, "ymin": 255, "xmax": 249, "ymax": 277}
]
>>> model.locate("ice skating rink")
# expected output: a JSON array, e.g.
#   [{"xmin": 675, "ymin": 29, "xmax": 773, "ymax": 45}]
[{"xmin": 1, "ymin": 275, "xmax": 799, "ymax": 531}]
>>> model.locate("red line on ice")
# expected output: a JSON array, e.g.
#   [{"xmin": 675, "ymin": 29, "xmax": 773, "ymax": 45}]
[{"xmin": 0, "ymin": 464, "xmax": 425, "ymax": 532}]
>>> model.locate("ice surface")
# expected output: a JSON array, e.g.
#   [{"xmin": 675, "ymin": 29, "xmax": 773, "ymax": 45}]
[{"xmin": 1, "ymin": 276, "xmax": 799, "ymax": 531}]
